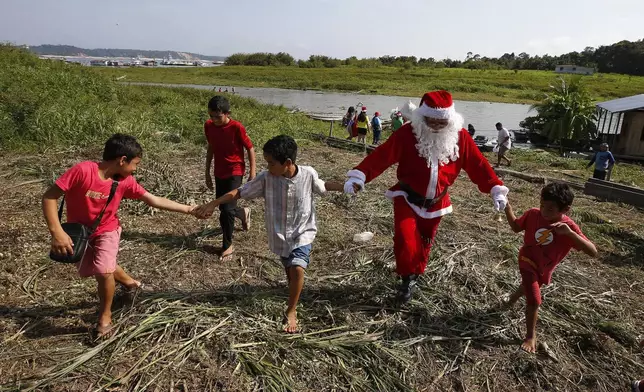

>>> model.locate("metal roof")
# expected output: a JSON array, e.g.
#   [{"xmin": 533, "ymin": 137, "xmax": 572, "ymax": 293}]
[{"xmin": 597, "ymin": 94, "xmax": 644, "ymax": 113}]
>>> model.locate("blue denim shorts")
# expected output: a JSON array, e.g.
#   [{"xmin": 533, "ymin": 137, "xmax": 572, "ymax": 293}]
[{"xmin": 281, "ymin": 244, "xmax": 312, "ymax": 269}]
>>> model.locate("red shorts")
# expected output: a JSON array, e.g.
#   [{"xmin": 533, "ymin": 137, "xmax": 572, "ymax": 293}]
[
  {"xmin": 77, "ymin": 227, "xmax": 122, "ymax": 277},
  {"xmin": 519, "ymin": 253, "xmax": 558, "ymax": 306}
]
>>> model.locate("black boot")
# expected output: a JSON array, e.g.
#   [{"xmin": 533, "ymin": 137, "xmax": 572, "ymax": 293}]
[{"xmin": 396, "ymin": 274, "xmax": 418, "ymax": 303}]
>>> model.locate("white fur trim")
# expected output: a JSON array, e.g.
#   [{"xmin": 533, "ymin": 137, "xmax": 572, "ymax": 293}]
[
  {"xmin": 416, "ymin": 103, "xmax": 455, "ymax": 120},
  {"xmin": 347, "ymin": 169, "xmax": 366, "ymax": 182},
  {"xmin": 385, "ymin": 190, "xmax": 453, "ymax": 219}
]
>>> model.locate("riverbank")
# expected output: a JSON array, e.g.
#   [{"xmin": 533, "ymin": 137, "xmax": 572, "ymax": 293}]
[{"xmin": 94, "ymin": 65, "xmax": 644, "ymax": 104}]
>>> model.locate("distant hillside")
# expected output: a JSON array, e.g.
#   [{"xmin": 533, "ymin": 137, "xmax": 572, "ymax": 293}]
[{"xmin": 29, "ymin": 45, "xmax": 226, "ymax": 61}]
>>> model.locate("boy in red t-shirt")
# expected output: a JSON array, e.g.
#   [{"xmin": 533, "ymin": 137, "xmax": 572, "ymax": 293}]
[
  {"xmin": 502, "ymin": 183, "xmax": 597, "ymax": 353},
  {"xmin": 204, "ymin": 96, "xmax": 256, "ymax": 261},
  {"xmin": 43, "ymin": 134, "xmax": 198, "ymax": 338}
]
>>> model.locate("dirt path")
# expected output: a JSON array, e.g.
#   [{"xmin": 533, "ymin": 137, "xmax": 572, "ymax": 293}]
[{"xmin": 1, "ymin": 144, "xmax": 643, "ymax": 391}]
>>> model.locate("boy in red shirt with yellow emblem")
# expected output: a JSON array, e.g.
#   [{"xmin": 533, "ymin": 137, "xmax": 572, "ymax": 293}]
[{"xmin": 503, "ymin": 183, "xmax": 597, "ymax": 353}]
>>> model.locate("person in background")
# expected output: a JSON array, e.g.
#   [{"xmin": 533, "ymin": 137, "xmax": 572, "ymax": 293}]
[
  {"xmin": 204, "ymin": 96, "xmax": 256, "ymax": 262},
  {"xmin": 371, "ymin": 111, "xmax": 383, "ymax": 145},
  {"xmin": 343, "ymin": 106, "xmax": 356, "ymax": 140},
  {"xmin": 496, "ymin": 122, "xmax": 512, "ymax": 167},
  {"xmin": 225, "ymin": 88, "xmax": 229, "ymax": 93},
  {"xmin": 468, "ymin": 124, "xmax": 476, "ymax": 137},
  {"xmin": 232, "ymin": 87, "xmax": 235, "ymax": 93},
  {"xmin": 586, "ymin": 143, "xmax": 615, "ymax": 181},
  {"xmin": 355, "ymin": 107, "xmax": 370, "ymax": 144},
  {"xmin": 391, "ymin": 111, "xmax": 404, "ymax": 132}
]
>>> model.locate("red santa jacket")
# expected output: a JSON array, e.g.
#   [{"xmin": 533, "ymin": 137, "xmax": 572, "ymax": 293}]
[{"xmin": 351, "ymin": 124, "xmax": 503, "ymax": 219}]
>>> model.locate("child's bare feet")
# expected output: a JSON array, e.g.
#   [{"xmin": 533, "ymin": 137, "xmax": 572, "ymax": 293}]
[
  {"xmin": 220, "ymin": 246, "xmax": 234, "ymax": 262},
  {"xmin": 521, "ymin": 336, "xmax": 537, "ymax": 353},
  {"xmin": 283, "ymin": 312, "xmax": 299, "ymax": 333}
]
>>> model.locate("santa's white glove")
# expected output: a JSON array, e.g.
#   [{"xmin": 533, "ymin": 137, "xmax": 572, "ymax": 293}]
[
  {"xmin": 344, "ymin": 170, "xmax": 366, "ymax": 194},
  {"xmin": 491, "ymin": 185, "xmax": 509, "ymax": 212}
]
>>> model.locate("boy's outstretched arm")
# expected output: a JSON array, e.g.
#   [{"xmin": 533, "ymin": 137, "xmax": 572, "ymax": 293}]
[
  {"xmin": 246, "ymin": 146, "xmax": 257, "ymax": 181},
  {"xmin": 324, "ymin": 181, "xmax": 346, "ymax": 192},
  {"xmin": 140, "ymin": 193, "xmax": 195, "ymax": 215},
  {"xmin": 42, "ymin": 184, "xmax": 74, "ymax": 256},
  {"xmin": 504, "ymin": 202, "xmax": 523, "ymax": 233},
  {"xmin": 194, "ymin": 188, "xmax": 241, "ymax": 218}
]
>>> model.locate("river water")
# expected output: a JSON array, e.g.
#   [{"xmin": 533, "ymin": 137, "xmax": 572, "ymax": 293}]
[{"xmin": 128, "ymin": 82, "xmax": 533, "ymax": 140}]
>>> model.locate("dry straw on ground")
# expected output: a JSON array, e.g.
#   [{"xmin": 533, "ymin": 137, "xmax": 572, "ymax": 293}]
[{"xmin": 0, "ymin": 144, "xmax": 643, "ymax": 391}]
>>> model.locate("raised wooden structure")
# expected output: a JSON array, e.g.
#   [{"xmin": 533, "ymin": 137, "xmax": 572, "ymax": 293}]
[{"xmin": 583, "ymin": 178, "xmax": 644, "ymax": 208}]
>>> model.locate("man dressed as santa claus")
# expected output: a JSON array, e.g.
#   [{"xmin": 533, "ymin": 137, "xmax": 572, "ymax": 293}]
[{"xmin": 344, "ymin": 90, "xmax": 509, "ymax": 302}]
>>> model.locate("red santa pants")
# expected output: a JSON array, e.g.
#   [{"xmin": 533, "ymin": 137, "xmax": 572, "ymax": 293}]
[{"xmin": 393, "ymin": 197, "xmax": 442, "ymax": 276}]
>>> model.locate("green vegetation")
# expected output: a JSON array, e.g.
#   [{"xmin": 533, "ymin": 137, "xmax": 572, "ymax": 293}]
[
  {"xmin": 95, "ymin": 65, "xmax": 644, "ymax": 104},
  {"xmin": 225, "ymin": 39, "xmax": 644, "ymax": 76},
  {"xmin": 523, "ymin": 77, "xmax": 598, "ymax": 145},
  {"xmin": 0, "ymin": 45, "xmax": 326, "ymax": 152}
]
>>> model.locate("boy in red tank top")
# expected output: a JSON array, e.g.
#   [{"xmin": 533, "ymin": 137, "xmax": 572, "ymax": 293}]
[
  {"xmin": 502, "ymin": 183, "xmax": 597, "ymax": 353},
  {"xmin": 204, "ymin": 96, "xmax": 256, "ymax": 261}
]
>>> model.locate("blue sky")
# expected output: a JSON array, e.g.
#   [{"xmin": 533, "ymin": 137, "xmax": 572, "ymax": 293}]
[{"xmin": 1, "ymin": 0, "xmax": 642, "ymax": 59}]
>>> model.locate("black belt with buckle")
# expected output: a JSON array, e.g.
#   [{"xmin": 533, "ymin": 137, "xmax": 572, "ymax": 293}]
[{"xmin": 398, "ymin": 182, "xmax": 448, "ymax": 209}]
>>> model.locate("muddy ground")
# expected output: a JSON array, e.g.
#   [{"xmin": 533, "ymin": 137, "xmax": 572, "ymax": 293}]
[{"xmin": 0, "ymin": 142, "xmax": 643, "ymax": 391}]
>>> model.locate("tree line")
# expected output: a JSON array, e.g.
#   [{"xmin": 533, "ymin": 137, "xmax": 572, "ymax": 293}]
[{"xmin": 225, "ymin": 39, "xmax": 644, "ymax": 76}]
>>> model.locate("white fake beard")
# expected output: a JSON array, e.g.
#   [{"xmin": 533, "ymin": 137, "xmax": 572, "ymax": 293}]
[{"xmin": 411, "ymin": 110, "xmax": 463, "ymax": 166}]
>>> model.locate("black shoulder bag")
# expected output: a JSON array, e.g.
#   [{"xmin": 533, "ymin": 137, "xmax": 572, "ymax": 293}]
[{"xmin": 49, "ymin": 180, "xmax": 119, "ymax": 263}]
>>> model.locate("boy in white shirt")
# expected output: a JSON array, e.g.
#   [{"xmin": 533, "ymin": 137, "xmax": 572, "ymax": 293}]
[{"xmin": 195, "ymin": 135, "xmax": 345, "ymax": 332}]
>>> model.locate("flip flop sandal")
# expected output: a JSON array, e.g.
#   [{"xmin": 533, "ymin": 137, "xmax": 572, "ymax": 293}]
[
  {"xmin": 92, "ymin": 323, "xmax": 115, "ymax": 341},
  {"xmin": 123, "ymin": 282, "xmax": 151, "ymax": 303}
]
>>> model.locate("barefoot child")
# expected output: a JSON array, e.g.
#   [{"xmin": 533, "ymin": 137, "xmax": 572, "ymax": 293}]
[
  {"xmin": 43, "ymin": 134, "xmax": 197, "ymax": 338},
  {"xmin": 196, "ymin": 135, "xmax": 345, "ymax": 332},
  {"xmin": 204, "ymin": 96, "xmax": 257, "ymax": 261},
  {"xmin": 503, "ymin": 182, "xmax": 597, "ymax": 353}
]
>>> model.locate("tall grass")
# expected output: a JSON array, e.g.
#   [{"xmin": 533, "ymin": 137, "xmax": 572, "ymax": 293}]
[
  {"xmin": 0, "ymin": 45, "xmax": 328, "ymax": 152},
  {"xmin": 95, "ymin": 65, "xmax": 644, "ymax": 104}
]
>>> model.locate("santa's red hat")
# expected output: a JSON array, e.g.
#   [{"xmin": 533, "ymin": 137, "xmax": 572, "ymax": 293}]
[{"xmin": 416, "ymin": 90, "xmax": 455, "ymax": 120}]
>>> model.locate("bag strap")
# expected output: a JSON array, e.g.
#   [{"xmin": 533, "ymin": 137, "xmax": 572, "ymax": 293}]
[{"xmin": 90, "ymin": 180, "xmax": 119, "ymax": 232}]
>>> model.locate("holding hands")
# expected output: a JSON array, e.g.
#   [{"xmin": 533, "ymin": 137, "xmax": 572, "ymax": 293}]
[{"xmin": 192, "ymin": 201, "xmax": 218, "ymax": 219}]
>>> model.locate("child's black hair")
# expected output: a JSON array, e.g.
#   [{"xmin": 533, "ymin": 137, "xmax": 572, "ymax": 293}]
[
  {"xmin": 496, "ymin": 122, "xmax": 503, "ymax": 128},
  {"xmin": 263, "ymin": 135, "xmax": 297, "ymax": 164},
  {"xmin": 541, "ymin": 182, "xmax": 574, "ymax": 210},
  {"xmin": 208, "ymin": 95, "xmax": 231, "ymax": 113},
  {"xmin": 103, "ymin": 133, "xmax": 143, "ymax": 162},
  {"xmin": 357, "ymin": 111, "xmax": 367, "ymax": 122}
]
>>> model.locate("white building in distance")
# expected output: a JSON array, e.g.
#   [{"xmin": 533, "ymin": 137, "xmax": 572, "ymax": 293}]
[{"xmin": 555, "ymin": 65, "xmax": 595, "ymax": 75}]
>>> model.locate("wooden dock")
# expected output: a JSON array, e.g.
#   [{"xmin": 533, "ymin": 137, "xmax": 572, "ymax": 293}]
[{"xmin": 584, "ymin": 178, "xmax": 644, "ymax": 208}]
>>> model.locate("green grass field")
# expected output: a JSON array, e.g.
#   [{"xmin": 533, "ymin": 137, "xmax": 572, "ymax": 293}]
[{"xmin": 95, "ymin": 65, "xmax": 644, "ymax": 104}]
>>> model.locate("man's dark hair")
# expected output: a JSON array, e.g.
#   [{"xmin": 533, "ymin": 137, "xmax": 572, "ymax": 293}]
[
  {"xmin": 496, "ymin": 122, "xmax": 503, "ymax": 128},
  {"xmin": 103, "ymin": 133, "xmax": 143, "ymax": 162},
  {"xmin": 263, "ymin": 135, "xmax": 298, "ymax": 164},
  {"xmin": 208, "ymin": 95, "xmax": 231, "ymax": 113},
  {"xmin": 541, "ymin": 182, "xmax": 574, "ymax": 210}
]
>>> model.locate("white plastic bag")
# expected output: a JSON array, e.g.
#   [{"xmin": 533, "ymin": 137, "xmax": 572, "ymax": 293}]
[{"xmin": 353, "ymin": 232, "xmax": 374, "ymax": 243}]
